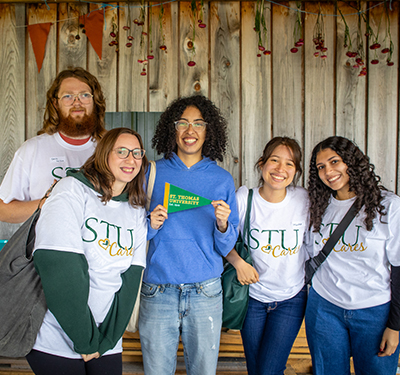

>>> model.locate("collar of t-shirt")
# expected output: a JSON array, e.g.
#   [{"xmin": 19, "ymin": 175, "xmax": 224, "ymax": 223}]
[{"xmin": 59, "ymin": 132, "xmax": 91, "ymax": 146}]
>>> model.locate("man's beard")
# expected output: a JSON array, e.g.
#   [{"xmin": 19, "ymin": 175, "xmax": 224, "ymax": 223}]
[{"xmin": 58, "ymin": 110, "xmax": 98, "ymax": 138}]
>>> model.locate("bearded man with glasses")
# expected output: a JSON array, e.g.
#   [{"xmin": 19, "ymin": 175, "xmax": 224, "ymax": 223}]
[{"xmin": 0, "ymin": 67, "xmax": 106, "ymax": 224}]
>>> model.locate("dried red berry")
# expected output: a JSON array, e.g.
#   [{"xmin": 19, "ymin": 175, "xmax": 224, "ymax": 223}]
[
  {"xmin": 198, "ymin": 23, "xmax": 206, "ymax": 28},
  {"xmin": 321, "ymin": 55, "xmax": 327, "ymax": 59},
  {"xmin": 127, "ymin": 36, "xmax": 134, "ymax": 41},
  {"xmin": 346, "ymin": 51, "xmax": 353, "ymax": 58},
  {"xmin": 140, "ymin": 71, "xmax": 147, "ymax": 76},
  {"xmin": 355, "ymin": 58, "xmax": 364, "ymax": 65},
  {"xmin": 387, "ymin": 61, "xmax": 394, "ymax": 66},
  {"xmin": 187, "ymin": 61, "xmax": 196, "ymax": 67},
  {"xmin": 321, "ymin": 47, "xmax": 328, "ymax": 53},
  {"xmin": 258, "ymin": 45, "xmax": 265, "ymax": 51},
  {"xmin": 290, "ymin": 47, "xmax": 298, "ymax": 53},
  {"xmin": 370, "ymin": 43, "xmax": 381, "ymax": 50},
  {"xmin": 381, "ymin": 48, "xmax": 390, "ymax": 54},
  {"xmin": 126, "ymin": 43, "xmax": 132, "ymax": 48},
  {"xmin": 257, "ymin": 53, "xmax": 262, "ymax": 57},
  {"xmin": 371, "ymin": 59, "xmax": 379, "ymax": 65},
  {"xmin": 142, "ymin": 32, "xmax": 147, "ymax": 36},
  {"xmin": 110, "ymin": 32, "xmax": 116, "ymax": 38},
  {"xmin": 263, "ymin": 50, "xmax": 271, "ymax": 55},
  {"xmin": 159, "ymin": 45, "xmax": 167, "ymax": 50},
  {"xmin": 123, "ymin": 26, "xmax": 130, "ymax": 30},
  {"xmin": 314, "ymin": 52, "xmax": 320, "ymax": 57},
  {"xmin": 138, "ymin": 59, "xmax": 143, "ymax": 63},
  {"xmin": 134, "ymin": 19, "xmax": 138, "ymax": 24},
  {"xmin": 147, "ymin": 55, "xmax": 154, "ymax": 60}
]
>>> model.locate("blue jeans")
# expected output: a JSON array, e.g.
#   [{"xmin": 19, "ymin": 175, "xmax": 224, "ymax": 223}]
[
  {"xmin": 138, "ymin": 277, "xmax": 222, "ymax": 375},
  {"xmin": 305, "ymin": 287, "xmax": 400, "ymax": 375},
  {"xmin": 240, "ymin": 286, "xmax": 307, "ymax": 375}
]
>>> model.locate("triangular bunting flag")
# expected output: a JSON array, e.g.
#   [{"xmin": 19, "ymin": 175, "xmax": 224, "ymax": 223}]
[
  {"xmin": 27, "ymin": 22, "xmax": 52, "ymax": 73},
  {"xmin": 163, "ymin": 183, "xmax": 212, "ymax": 213},
  {"xmin": 80, "ymin": 10, "xmax": 104, "ymax": 60}
]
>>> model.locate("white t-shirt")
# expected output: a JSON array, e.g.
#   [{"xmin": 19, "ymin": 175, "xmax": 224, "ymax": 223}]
[
  {"xmin": 33, "ymin": 177, "xmax": 147, "ymax": 358},
  {"xmin": 236, "ymin": 185, "xmax": 309, "ymax": 303},
  {"xmin": 0, "ymin": 133, "xmax": 95, "ymax": 203},
  {"xmin": 306, "ymin": 191, "xmax": 400, "ymax": 310}
]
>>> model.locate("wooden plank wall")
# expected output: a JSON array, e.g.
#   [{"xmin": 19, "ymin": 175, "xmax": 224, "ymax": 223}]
[{"xmin": 0, "ymin": 1, "xmax": 399, "ymax": 239}]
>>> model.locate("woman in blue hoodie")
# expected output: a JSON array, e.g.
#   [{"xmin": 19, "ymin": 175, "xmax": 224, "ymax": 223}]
[{"xmin": 139, "ymin": 95, "xmax": 239, "ymax": 375}]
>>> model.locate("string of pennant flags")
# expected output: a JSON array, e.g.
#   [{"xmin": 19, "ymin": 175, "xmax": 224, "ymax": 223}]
[{"xmin": 25, "ymin": 0, "xmax": 391, "ymax": 73}]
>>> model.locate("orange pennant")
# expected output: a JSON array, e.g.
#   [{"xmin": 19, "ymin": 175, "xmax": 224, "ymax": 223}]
[
  {"xmin": 80, "ymin": 10, "xmax": 104, "ymax": 60},
  {"xmin": 27, "ymin": 22, "xmax": 52, "ymax": 73}
]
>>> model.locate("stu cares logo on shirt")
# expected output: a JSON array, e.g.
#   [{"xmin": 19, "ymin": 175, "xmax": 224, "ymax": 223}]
[
  {"xmin": 83, "ymin": 217, "xmax": 135, "ymax": 257},
  {"xmin": 316, "ymin": 222, "xmax": 367, "ymax": 253},
  {"xmin": 249, "ymin": 228, "xmax": 301, "ymax": 258}
]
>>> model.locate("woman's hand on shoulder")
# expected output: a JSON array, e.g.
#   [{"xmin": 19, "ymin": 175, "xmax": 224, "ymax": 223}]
[
  {"xmin": 378, "ymin": 327, "xmax": 399, "ymax": 357},
  {"xmin": 150, "ymin": 204, "xmax": 168, "ymax": 230},
  {"xmin": 225, "ymin": 249, "xmax": 259, "ymax": 285},
  {"xmin": 212, "ymin": 200, "xmax": 231, "ymax": 233},
  {"xmin": 81, "ymin": 352, "xmax": 100, "ymax": 362}
]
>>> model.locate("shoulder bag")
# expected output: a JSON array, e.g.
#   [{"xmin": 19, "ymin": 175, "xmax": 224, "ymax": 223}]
[
  {"xmin": 126, "ymin": 160, "xmax": 156, "ymax": 333},
  {"xmin": 221, "ymin": 189, "xmax": 253, "ymax": 330},
  {"xmin": 304, "ymin": 200, "xmax": 358, "ymax": 285},
  {"xmin": 0, "ymin": 184, "xmax": 56, "ymax": 357}
]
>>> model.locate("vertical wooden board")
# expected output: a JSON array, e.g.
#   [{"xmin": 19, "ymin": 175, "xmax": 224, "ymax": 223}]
[
  {"xmin": 335, "ymin": 2, "xmax": 366, "ymax": 152},
  {"xmin": 368, "ymin": 1, "xmax": 398, "ymax": 191},
  {"xmin": 241, "ymin": 2, "xmax": 272, "ymax": 189},
  {"xmin": 210, "ymin": 1, "xmax": 240, "ymax": 186},
  {"xmin": 58, "ymin": 3, "xmax": 88, "ymax": 71},
  {"xmin": 26, "ymin": 3, "xmax": 57, "ymax": 140},
  {"xmin": 135, "ymin": 112, "xmax": 159, "ymax": 161},
  {"xmin": 303, "ymin": 2, "xmax": 335, "ymax": 181},
  {"xmin": 0, "ymin": 4, "xmax": 26, "ymax": 240},
  {"xmin": 148, "ymin": 2, "xmax": 179, "ymax": 112},
  {"xmin": 88, "ymin": 4, "xmax": 118, "ymax": 112},
  {"xmin": 272, "ymin": 2, "xmax": 303, "ymax": 147},
  {"xmin": 118, "ymin": 2, "xmax": 148, "ymax": 112},
  {"xmin": 179, "ymin": 1, "xmax": 209, "ymax": 97}
]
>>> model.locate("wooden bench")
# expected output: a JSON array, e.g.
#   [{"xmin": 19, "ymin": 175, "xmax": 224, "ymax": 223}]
[
  {"xmin": 121, "ymin": 322, "xmax": 312, "ymax": 373},
  {"xmin": 0, "ymin": 323, "xmax": 312, "ymax": 374}
]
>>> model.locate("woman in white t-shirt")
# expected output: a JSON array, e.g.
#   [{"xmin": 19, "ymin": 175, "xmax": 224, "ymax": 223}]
[
  {"xmin": 226, "ymin": 137, "xmax": 309, "ymax": 375},
  {"xmin": 27, "ymin": 128, "xmax": 148, "ymax": 375},
  {"xmin": 306, "ymin": 136, "xmax": 400, "ymax": 375}
]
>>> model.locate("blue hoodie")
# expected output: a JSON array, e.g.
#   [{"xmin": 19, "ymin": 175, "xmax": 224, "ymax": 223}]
[{"xmin": 144, "ymin": 153, "xmax": 239, "ymax": 284}]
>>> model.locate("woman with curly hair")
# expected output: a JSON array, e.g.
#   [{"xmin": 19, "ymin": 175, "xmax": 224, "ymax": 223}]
[
  {"xmin": 226, "ymin": 137, "xmax": 309, "ymax": 375},
  {"xmin": 138, "ymin": 95, "xmax": 239, "ymax": 375},
  {"xmin": 305, "ymin": 135, "xmax": 400, "ymax": 375},
  {"xmin": 27, "ymin": 128, "xmax": 148, "ymax": 375}
]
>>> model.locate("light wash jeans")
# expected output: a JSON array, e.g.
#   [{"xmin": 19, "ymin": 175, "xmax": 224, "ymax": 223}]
[
  {"xmin": 138, "ymin": 277, "xmax": 222, "ymax": 375},
  {"xmin": 306, "ymin": 287, "xmax": 400, "ymax": 375}
]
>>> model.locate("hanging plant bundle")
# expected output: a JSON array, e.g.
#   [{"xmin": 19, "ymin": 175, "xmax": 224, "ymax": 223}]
[
  {"xmin": 254, "ymin": 0, "xmax": 270, "ymax": 56},
  {"xmin": 158, "ymin": 5, "xmax": 167, "ymax": 52},
  {"xmin": 290, "ymin": 1, "xmax": 303, "ymax": 53},
  {"xmin": 312, "ymin": 6, "xmax": 327, "ymax": 59}
]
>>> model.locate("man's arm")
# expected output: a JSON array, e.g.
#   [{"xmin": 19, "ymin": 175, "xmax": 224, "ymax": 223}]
[{"xmin": 0, "ymin": 199, "xmax": 43, "ymax": 224}]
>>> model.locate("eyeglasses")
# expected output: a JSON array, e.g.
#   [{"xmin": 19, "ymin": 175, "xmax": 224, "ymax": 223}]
[
  {"xmin": 58, "ymin": 93, "xmax": 93, "ymax": 106},
  {"xmin": 113, "ymin": 147, "xmax": 146, "ymax": 160},
  {"xmin": 174, "ymin": 120, "xmax": 207, "ymax": 133}
]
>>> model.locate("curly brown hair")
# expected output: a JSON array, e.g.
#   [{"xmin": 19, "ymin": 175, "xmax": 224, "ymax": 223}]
[
  {"xmin": 255, "ymin": 137, "xmax": 303, "ymax": 187},
  {"xmin": 38, "ymin": 67, "xmax": 106, "ymax": 141},
  {"xmin": 81, "ymin": 128, "xmax": 148, "ymax": 208},
  {"xmin": 308, "ymin": 136, "xmax": 386, "ymax": 232},
  {"xmin": 151, "ymin": 95, "xmax": 228, "ymax": 162}
]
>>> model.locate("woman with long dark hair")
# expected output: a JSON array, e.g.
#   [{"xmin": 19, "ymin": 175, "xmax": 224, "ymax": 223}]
[
  {"xmin": 226, "ymin": 137, "xmax": 309, "ymax": 375},
  {"xmin": 27, "ymin": 128, "xmax": 148, "ymax": 375},
  {"xmin": 306, "ymin": 135, "xmax": 400, "ymax": 375}
]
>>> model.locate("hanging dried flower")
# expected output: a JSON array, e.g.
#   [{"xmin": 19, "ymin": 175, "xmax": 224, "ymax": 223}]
[{"xmin": 254, "ymin": 0, "xmax": 270, "ymax": 56}]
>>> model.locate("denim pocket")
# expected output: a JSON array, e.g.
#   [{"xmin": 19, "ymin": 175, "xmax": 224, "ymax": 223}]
[
  {"xmin": 200, "ymin": 278, "xmax": 222, "ymax": 298},
  {"xmin": 141, "ymin": 282, "xmax": 160, "ymax": 298}
]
